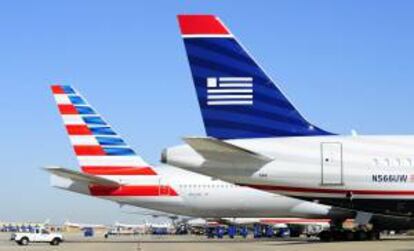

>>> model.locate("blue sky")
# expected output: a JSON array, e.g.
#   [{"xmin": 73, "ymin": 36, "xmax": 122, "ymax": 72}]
[{"xmin": 2, "ymin": 0, "xmax": 414, "ymax": 224}]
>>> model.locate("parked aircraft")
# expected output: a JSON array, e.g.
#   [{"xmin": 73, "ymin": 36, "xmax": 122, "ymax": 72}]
[
  {"xmin": 46, "ymin": 85, "xmax": 350, "ymax": 225},
  {"xmin": 162, "ymin": 14, "xmax": 414, "ymax": 240},
  {"xmin": 113, "ymin": 221, "xmax": 147, "ymax": 230},
  {"xmin": 63, "ymin": 220, "xmax": 106, "ymax": 230}
]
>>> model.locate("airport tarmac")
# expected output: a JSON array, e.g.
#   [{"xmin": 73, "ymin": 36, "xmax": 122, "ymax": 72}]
[{"xmin": 2, "ymin": 233, "xmax": 414, "ymax": 251}]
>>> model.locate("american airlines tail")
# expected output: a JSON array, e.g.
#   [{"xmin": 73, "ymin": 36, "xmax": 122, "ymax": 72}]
[
  {"xmin": 48, "ymin": 85, "xmax": 179, "ymax": 197},
  {"xmin": 177, "ymin": 15, "xmax": 332, "ymax": 139},
  {"xmin": 50, "ymin": 85, "xmax": 155, "ymax": 176}
]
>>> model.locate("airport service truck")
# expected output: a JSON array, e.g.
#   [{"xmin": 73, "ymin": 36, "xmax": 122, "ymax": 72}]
[{"xmin": 13, "ymin": 228, "xmax": 63, "ymax": 246}]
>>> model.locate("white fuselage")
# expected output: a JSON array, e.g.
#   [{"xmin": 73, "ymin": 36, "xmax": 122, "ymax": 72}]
[
  {"xmin": 51, "ymin": 164, "xmax": 345, "ymax": 219},
  {"xmin": 165, "ymin": 135, "xmax": 414, "ymax": 216}
]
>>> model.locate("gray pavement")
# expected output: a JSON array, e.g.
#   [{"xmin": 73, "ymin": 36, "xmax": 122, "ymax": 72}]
[{"xmin": 1, "ymin": 233, "xmax": 414, "ymax": 251}]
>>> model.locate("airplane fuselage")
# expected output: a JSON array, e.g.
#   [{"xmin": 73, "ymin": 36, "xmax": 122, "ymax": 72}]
[
  {"xmin": 51, "ymin": 164, "xmax": 341, "ymax": 219},
  {"xmin": 165, "ymin": 135, "xmax": 414, "ymax": 217}
]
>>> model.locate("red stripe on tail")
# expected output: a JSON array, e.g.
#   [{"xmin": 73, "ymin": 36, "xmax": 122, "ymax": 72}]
[
  {"xmin": 58, "ymin": 105, "xmax": 78, "ymax": 114},
  {"xmin": 66, "ymin": 125, "xmax": 91, "ymax": 135},
  {"xmin": 74, "ymin": 146, "xmax": 106, "ymax": 156},
  {"xmin": 177, "ymin": 15, "xmax": 229, "ymax": 35},
  {"xmin": 82, "ymin": 166, "xmax": 157, "ymax": 175},
  {"xmin": 51, "ymin": 85, "xmax": 65, "ymax": 94}
]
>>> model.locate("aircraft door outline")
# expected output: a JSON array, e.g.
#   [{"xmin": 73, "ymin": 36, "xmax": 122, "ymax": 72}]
[{"xmin": 321, "ymin": 142, "xmax": 343, "ymax": 185}]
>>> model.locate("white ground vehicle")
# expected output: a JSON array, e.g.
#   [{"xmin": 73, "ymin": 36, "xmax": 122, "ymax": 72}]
[{"xmin": 13, "ymin": 228, "xmax": 63, "ymax": 246}]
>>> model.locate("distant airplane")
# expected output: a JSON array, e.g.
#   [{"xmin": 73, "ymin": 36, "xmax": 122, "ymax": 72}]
[
  {"xmin": 45, "ymin": 85, "xmax": 349, "ymax": 226},
  {"xmin": 113, "ymin": 221, "xmax": 145, "ymax": 229},
  {"xmin": 63, "ymin": 220, "xmax": 106, "ymax": 229},
  {"xmin": 163, "ymin": 14, "xmax": 414, "ymax": 241}
]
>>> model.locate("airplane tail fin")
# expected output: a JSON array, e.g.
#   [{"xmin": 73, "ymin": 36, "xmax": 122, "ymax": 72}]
[
  {"xmin": 50, "ymin": 85, "xmax": 157, "ymax": 176},
  {"xmin": 177, "ymin": 15, "xmax": 333, "ymax": 139}
]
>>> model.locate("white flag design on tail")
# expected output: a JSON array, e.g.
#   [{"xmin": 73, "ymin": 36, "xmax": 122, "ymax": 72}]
[{"xmin": 206, "ymin": 77, "xmax": 253, "ymax": 106}]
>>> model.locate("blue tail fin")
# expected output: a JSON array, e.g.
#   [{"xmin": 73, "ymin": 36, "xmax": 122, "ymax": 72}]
[{"xmin": 177, "ymin": 15, "xmax": 333, "ymax": 139}]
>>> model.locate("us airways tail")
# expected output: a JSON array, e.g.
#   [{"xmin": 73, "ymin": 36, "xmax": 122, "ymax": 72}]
[
  {"xmin": 177, "ymin": 15, "xmax": 333, "ymax": 139},
  {"xmin": 50, "ymin": 85, "xmax": 157, "ymax": 176}
]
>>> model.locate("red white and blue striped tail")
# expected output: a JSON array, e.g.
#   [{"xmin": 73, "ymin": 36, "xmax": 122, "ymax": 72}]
[{"xmin": 50, "ymin": 85, "xmax": 157, "ymax": 176}]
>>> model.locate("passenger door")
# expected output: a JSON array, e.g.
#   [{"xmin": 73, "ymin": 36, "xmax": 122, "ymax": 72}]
[{"xmin": 321, "ymin": 142, "xmax": 343, "ymax": 185}]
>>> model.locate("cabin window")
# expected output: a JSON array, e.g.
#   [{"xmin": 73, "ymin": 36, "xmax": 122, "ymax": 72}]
[{"xmin": 373, "ymin": 157, "xmax": 413, "ymax": 168}]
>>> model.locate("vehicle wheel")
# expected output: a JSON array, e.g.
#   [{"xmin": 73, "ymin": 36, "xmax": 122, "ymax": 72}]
[
  {"xmin": 20, "ymin": 237, "xmax": 29, "ymax": 246},
  {"xmin": 344, "ymin": 231, "xmax": 354, "ymax": 241},
  {"xmin": 332, "ymin": 230, "xmax": 345, "ymax": 241},
  {"xmin": 319, "ymin": 230, "xmax": 332, "ymax": 242},
  {"xmin": 355, "ymin": 230, "xmax": 367, "ymax": 241},
  {"xmin": 50, "ymin": 238, "xmax": 61, "ymax": 246}
]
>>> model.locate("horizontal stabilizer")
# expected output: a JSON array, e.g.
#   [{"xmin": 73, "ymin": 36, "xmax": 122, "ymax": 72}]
[
  {"xmin": 44, "ymin": 166, "xmax": 119, "ymax": 186},
  {"xmin": 183, "ymin": 137, "xmax": 272, "ymax": 163}
]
